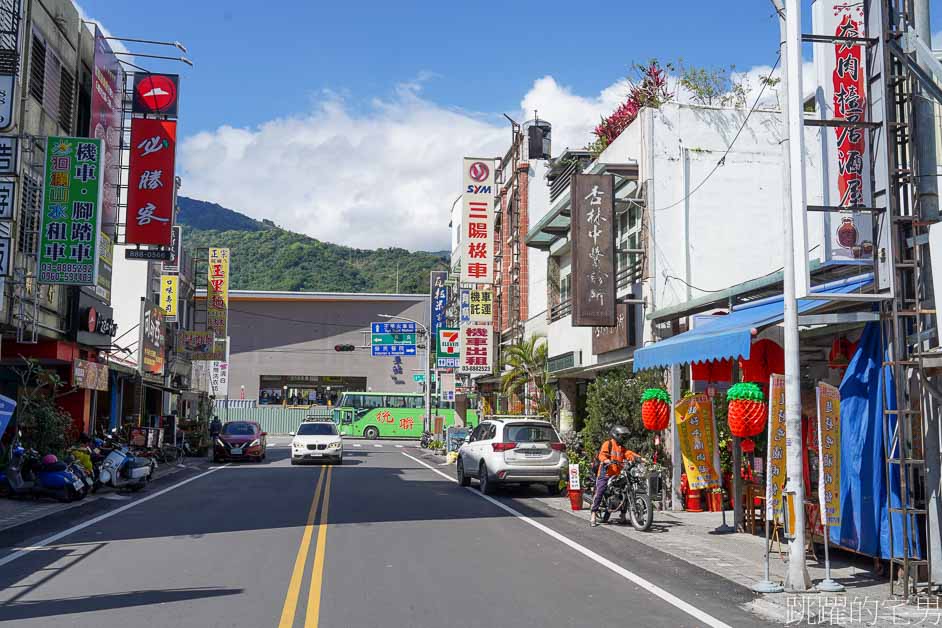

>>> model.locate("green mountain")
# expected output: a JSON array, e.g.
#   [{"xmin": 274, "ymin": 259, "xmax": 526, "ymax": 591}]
[{"xmin": 177, "ymin": 196, "xmax": 449, "ymax": 294}]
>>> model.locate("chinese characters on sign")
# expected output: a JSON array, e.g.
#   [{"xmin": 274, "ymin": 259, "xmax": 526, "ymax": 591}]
[
  {"xmin": 459, "ymin": 322, "xmax": 492, "ymax": 375},
  {"xmin": 162, "ymin": 225, "xmax": 182, "ymax": 273},
  {"xmin": 177, "ymin": 331, "xmax": 217, "ymax": 359},
  {"xmin": 39, "ymin": 137, "xmax": 103, "ymax": 285},
  {"xmin": 140, "ymin": 301, "xmax": 165, "ymax": 376},
  {"xmin": 160, "ymin": 274, "xmax": 178, "ymax": 321},
  {"xmin": 815, "ymin": 2, "xmax": 872, "ymax": 262},
  {"xmin": 592, "ymin": 303, "xmax": 631, "ymax": 354},
  {"xmin": 210, "ymin": 338, "xmax": 230, "ymax": 398},
  {"xmin": 125, "ymin": 119, "xmax": 176, "ymax": 246},
  {"xmin": 468, "ymin": 289, "xmax": 493, "ymax": 323},
  {"xmin": 430, "ymin": 271, "xmax": 447, "ymax": 349},
  {"xmin": 437, "ymin": 328, "xmax": 460, "ymax": 368},
  {"xmin": 207, "ymin": 247, "xmax": 229, "ymax": 338},
  {"xmin": 459, "ymin": 288, "xmax": 471, "ymax": 325},
  {"xmin": 571, "ymin": 174, "xmax": 615, "ymax": 326},
  {"xmin": 674, "ymin": 393, "xmax": 720, "ymax": 490},
  {"xmin": 816, "ymin": 382, "xmax": 842, "ymax": 527},
  {"xmin": 765, "ymin": 374, "xmax": 788, "ymax": 519},
  {"xmin": 90, "ymin": 27, "xmax": 124, "ymax": 231},
  {"xmin": 460, "ymin": 157, "xmax": 494, "ymax": 284}
]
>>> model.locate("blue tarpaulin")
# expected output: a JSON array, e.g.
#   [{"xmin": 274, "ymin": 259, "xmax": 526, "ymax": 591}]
[
  {"xmin": 835, "ymin": 322, "xmax": 922, "ymax": 559},
  {"xmin": 632, "ymin": 276, "xmax": 873, "ymax": 371}
]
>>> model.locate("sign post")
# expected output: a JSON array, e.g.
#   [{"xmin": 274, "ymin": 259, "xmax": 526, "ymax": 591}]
[
  {"xmin": 753, "ymin": 374, "xmax": 786, "ymax": 594},
  {"xmin": 815, "ymin": 382, "xmax": 844, "ymax": 593}
]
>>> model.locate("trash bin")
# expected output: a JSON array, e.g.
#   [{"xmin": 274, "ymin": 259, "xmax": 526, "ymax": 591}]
[
  {"xmin": 686, "ymin": 488, "xmax": 704, "ymax": 512},
  {"xmin": 568, "ymin": 489, "xmax": 583, "ymax": 511}
]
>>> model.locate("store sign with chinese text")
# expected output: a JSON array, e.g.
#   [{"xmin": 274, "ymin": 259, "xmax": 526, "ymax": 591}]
[
  {"xmin": 459, "ymin": 157, "xmax": 494, "ymax": 284},
  {"xmin": 96, "ymin": 231, "xmax": 113, "ymax": 303},
  {"xmin": 592, "ymin": 303, "xmax": 630, "ymax": 354},
  {"xmin": 140, "ymin": 300, "xmax": 166, "ymax": 376},
  {"xmin": 90, "ymin": 26, "xmax": 124, "ymax": 231},
  {"xmin": 459, "ymin": 288, "xmax": 471, "ymax": 325},
  {"xmin": 125, "ymin": 119, "xmax": 176, "ymax": 246},
  {"xmin": 437, "ymin": 327, "xmax": 460, "ymax": 368},
  {"xmin": 177, "ymin": 331, "xmax": 224, "ymax": 360},
  {"xmin": 765, "ymin": 374, "xmax": 787, "ymax": 519},
  {"xmin": 73, "ymin": 358, "xmax": 109, "ymax": 391},
  {"xmin": 430, "ymin": 271, "xmax": 447, "ymax": 349},
  {"xmin": 468, "ymin": 288, "xmax": 492, "ymax": 324},
  {"xmin": 571, "ymin": 174, "xmax": 615, "ymax": 326},
  {"xmin": 0, "ymin": 0, "xmax": 21, "ymax": 130},
  {"xmin": 207, "ymin": 247, "xmax": 229, "ymax": 338},
  {"xmin": 162, "ymin": 226, "xmax": 182, "ymax": 272},
  {"xmin": 812, "ymin": 2, "xmax": 872, "ymax": 264},
  {"xmin": 674, "ymin": 393, "xmax": 719, "ymax": 490},
  {"xmin": 39, "ymin": 137, "xmax": 103, "ymax": 285},
  {"xmin": 459, "ymin": 322, "xmax": 492, "ymax": 375},
  {"xmin": 210, "ymin": 338, "xmax": 230, "ymax": 397},
  {"xmin": 160, "ymin": 274, "xmax": 178, "ymax": 321},
  {"xmin": 816, "ymin": 381, "xmax": 842, "ymax": 527}
]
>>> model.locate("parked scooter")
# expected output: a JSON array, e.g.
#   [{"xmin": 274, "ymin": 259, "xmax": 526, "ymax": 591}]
[
  {"xmin": 97, "ymin": 431, "xmax": 155, "ymax": 492},
  {"xmin": 0, "ymin": 446, "xmax": 86, "ymax": 502}
]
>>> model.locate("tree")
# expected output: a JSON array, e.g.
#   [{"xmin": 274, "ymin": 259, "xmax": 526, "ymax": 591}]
[
  {"xmin": 14, "ymin": 359, "xmax": 75, "ymax": 457},
  {"xmin": 582, "ymin": 367, "xmax": 669, "ymax": 463},
  {"xmin": 500, "ymin": 334, "xmax": 552, "ymax": 418}
]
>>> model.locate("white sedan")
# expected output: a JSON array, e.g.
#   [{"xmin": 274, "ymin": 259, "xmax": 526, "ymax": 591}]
[{"xmin": 289, "ymin": 421, "xmax": 343, "ymax": 465}]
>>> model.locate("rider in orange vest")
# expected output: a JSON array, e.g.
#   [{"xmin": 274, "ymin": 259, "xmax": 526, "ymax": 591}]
[{"xmin": 590, "ymin": 425, "xmax": 639, "ymax": 527}]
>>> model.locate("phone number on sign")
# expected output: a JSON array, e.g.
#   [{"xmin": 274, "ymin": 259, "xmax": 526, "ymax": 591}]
[{"xmin": 40, "ymin": 264, "xmax": 93, "ymax": 283}]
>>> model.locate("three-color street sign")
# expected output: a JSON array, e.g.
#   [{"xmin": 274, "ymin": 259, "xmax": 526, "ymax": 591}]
[{"xmin": 371, "ymin": 322, "xmax": 418, "ymax": 357}]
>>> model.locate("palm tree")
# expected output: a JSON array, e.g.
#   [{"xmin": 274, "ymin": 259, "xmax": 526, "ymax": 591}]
[{"xmin": 500, "ymin": 334, "xmax": 553, "ymax": 418}]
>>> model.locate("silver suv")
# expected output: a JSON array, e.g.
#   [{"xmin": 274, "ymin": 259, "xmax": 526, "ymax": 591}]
[{"xmin": 456, "ymin": 418, "xmax": 567, "ymax": 495}]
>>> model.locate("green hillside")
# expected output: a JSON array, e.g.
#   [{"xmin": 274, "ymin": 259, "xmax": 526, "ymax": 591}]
[{"xmin": 177, "ymin": 197, "xmax": 449, "ymax": 294}]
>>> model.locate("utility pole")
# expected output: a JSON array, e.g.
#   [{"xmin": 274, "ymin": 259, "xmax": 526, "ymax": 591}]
[{"xmin": 776, "ymin": 0, "xmax": 811, "ymax": 591}]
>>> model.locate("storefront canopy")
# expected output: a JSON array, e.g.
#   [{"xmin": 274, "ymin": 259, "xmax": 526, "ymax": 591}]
[{"xmin": 632, "ymin": 275, "xmax": 872, "ymax": 371}]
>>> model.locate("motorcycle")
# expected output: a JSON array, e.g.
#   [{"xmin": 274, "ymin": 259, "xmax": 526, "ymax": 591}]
[
  {"xmin": 419, "ymin": 431, "xmax": 433, "ymax": 448},
  {"xmin": 0, "ymin": 447, "xmax": 86, "ymax": 502},
  {"xmin": 97, "ymin": 434, "xmax": 156, "ymax": 492},
  {"xmin": 595, "ymin": 458, "xmax": 654, "ymax": 532}
]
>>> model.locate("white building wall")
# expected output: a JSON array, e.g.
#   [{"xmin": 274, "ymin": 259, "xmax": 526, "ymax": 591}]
[
  {"xmin": 596, "ymin": 103, "xmax": 828, "ymax": 326},
  {"xmin": 110, "ymin": 245, "xmax": 149, "ymax": 366},
  {"xmin": 527, "ymin": 163, "xmax": 550, "ymax": 321}
]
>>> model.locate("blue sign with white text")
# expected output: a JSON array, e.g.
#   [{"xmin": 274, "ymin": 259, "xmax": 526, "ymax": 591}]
[
  {"xmin": 371, "ymin": 322, "xmax": 417, "ymax": 334},
  {"xmin": 371, "ymin": 345, "xmax": 417, "ymax": 357}
]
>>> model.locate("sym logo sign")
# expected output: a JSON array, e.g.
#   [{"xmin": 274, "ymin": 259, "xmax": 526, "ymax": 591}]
[{"xmin": 468, "ymin": 161, "xmax": 489, "ymax": 182}]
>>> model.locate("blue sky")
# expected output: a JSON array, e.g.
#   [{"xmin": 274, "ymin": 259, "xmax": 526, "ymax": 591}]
[{"xmin": 79, "ymin": 1, "xmax": 942, "ymax": 251}]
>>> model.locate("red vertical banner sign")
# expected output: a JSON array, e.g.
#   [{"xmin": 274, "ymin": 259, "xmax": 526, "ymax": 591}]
[{"xmin": 125, "ymin": 118, "xmax": 177, "ymax": 246}]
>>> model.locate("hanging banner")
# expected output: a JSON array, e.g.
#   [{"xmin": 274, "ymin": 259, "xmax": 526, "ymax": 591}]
[
  {"xmin": 468, "ymin": 288, "xmax": 493, "ymax": 323},
  {"xmin": 571, "ymin": 174, "xmax": 615, "ymax": 327},
  {"xmin": 160, "ymin": 274, "xmax": 178, "ymax": 321},
  {"xmin": 459, "ymin": 288, "xmax": 471, "ymax": 325},
  {"xmin": 210, "ymin": 337, "xmax": 230, "ymax": 397},
  {"xmin": 459, "ymin": 157, "xmax": 494, "ymax": 284},
  {"xmin": 437, "ymin": 328, "xmax": 460, "ymax": 368},
  {"xmin": 39, "ymin": 137, "xmax": 103, "ymax": 285},
  {"xmin": 765, "ymin": 373, "xmax": 788, "ymax": 519},
  {"xmin": 140, "ymin": 300, "xmax": 166, "ymax": 376},
  {"xmin": 162, "ymin": 225, "xmax": 183, "ymax": 273},
  {"xmin": 125, "ymin": 118, "xmax": 177, "ymax": 246},
  {"xmin": 674, "ymin": 393, "xmax": 720, "ymax": 490},
  {"xmin": 430, "ymin": 271, "xmax": 447, "ymax": 349},
  {"xmin": 90, "ymin": 26, "xmax": 125, "ymax": 232},
  {"xmin": 459, "ymin": 322, "xmax": 492, "ymax": 375},
  {"xmin": 816, "ymin": 381, "xmax": 842, "ymax": 527},
  {"xmin": 207, "ymin": 247, "xmax": 229, "ymax": 338}
]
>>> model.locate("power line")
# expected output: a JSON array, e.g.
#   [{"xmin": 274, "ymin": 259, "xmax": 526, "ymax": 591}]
[{"xmin": 652, "ymin": 54, "xmax": 782, "ymax": 213}]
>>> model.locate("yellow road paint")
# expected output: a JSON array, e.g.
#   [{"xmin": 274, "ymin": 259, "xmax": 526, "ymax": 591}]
[
  {"xmin": 277, "ymin": 467, "xmax": 326, "ymax": 628},
  {"xmin": 304, "ymin": 465, "xmax": 333, "ymax": 627}
]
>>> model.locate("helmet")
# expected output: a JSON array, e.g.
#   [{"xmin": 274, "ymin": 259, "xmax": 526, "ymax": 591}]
[
  {"xmin": 609, "ymin": 425, "xmax": 630, "ymax": 447},
  {"xmin": 42, "ymin": 454, "xmax": 58, "ymax": 466}
]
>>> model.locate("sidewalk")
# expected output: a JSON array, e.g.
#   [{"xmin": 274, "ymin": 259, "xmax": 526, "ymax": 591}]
[
  {"xmin": 0, "ymin": 456, "xmax": 208, "ymax": 534},
  {"xmin": 534, "ymin": 495, "xmax": 941, "ymax": 626}
]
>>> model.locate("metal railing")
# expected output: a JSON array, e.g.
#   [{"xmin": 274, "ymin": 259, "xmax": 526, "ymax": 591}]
[{"xmin": 549, "ymin": 298, "xmax": 572, "ymax": 322}]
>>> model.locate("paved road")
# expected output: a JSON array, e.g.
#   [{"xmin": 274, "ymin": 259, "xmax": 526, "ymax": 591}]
[{"xmin": 0, "ymin": 442, "xmax": 777, "ymax": 627}]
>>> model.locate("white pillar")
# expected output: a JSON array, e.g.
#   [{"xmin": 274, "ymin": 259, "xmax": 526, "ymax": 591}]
[{"xmin": 670, "ymin": 364, "xmax": 683, "ymax": 512}]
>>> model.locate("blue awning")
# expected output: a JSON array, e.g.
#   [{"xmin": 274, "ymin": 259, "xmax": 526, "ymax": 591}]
[{"xmin": 632, "ymin": 276, "xmax": 872, "ymax": 371}]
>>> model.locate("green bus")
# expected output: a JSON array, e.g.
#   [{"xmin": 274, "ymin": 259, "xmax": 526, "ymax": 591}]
[{"xmin": 332, "ymin": 391, "xmax": 478, "ymax": 439}]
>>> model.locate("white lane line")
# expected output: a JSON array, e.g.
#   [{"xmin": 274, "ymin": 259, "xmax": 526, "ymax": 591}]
[
  {"xmin": 395, "ymin": 445, "xmax": 403, "ymax": 448},
  {"xmin": 400, "ymin": 452, "xmax": 732, "ymax": 628},
  {"xmin": 373, "ymin": 444, "xmax": 383, "ymax": 448},
  {"xmin": 353, "ymin": 444, "xmax": 362, "ymax": 448},
  {"xmin": 0, "ymin": 464, "xmax": 227, "ymax": 568}
]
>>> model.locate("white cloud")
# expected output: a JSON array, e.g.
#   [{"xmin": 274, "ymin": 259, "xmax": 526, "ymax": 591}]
[
  {"xmin": 74, "ymin": 2, "xmax": 132, "ymax": 56},
  {"xmin": 180, "ymin": 59, "xmax": 816, "ymax": 251}
]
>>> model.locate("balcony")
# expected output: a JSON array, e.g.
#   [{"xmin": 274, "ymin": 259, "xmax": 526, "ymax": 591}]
[{"xmin": 549, "ymin": 298, "xmax": 572, "ymax": 322}]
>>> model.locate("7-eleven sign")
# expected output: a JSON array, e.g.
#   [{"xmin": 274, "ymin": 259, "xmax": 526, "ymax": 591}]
[{"xmin": 437, "ymin": 328, "xmax": 460, "ymax": 368}]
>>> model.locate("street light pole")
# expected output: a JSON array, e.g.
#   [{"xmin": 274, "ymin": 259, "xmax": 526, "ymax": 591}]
[{"xmin": 379, "ymin": 314, "xmax": 432, "ymax": 433}]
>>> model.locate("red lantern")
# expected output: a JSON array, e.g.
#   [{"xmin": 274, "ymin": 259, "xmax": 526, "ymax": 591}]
[
  {"xmin": 739, "ymin": 339, "xmax": 785, "ymax": 384},
  {"xmin": 741, "ymin": 438, "xmax": 756, "ymax": 453},
  {"xmin": 640, "ymin": 388, "xmax": 671, "ymax": 431},
  {"xmin": 726, "ymin": 382, "xmax": 767, "ymax": 438},
  {"xmin": 691, "ymin": 358, "xmax": 733, "ymax": 383}
]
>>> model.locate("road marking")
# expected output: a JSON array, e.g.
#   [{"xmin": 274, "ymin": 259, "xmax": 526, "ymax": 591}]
[
  {"xmin": 0, "ymin": 465, "xmax": 228, "ymax": 568},
  {"xmin": 353, "ymin": 444, "xmax": 362, "ymax": 448},
  {"xmin": 373, "ymin": 444, "xmax": 383, "ymax": 448},
  {"xmin": 278, "ymin": 467, "xmax": 327, "ymax": 628},
  {"xmin": 305, "ymin": 465, "xmax": 333, "ymax": 627},
  {"xmin": 401, "ymin": 452, "xmax": 733, "ymax": 628},
  {"xmin": 395, "ymin": 445, "xmax": 403, "ymax": 448}
]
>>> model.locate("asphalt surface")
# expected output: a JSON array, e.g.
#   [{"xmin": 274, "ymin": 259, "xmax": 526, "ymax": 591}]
[{"xmin": 0, "ymin": 439, "xmax": 779, "ymax": 627}]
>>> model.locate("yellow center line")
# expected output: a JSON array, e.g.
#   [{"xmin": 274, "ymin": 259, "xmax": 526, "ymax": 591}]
[
  {"xmin": 278, "ymin": 467, "xmax": 326, "ymax": 628},
  {"xmin": 304, "ymin": 465, "xmax": 333, "ymax": 628}
]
